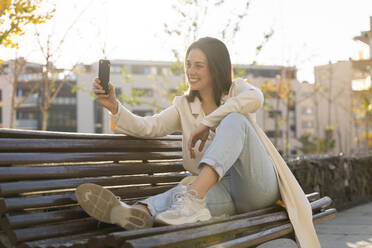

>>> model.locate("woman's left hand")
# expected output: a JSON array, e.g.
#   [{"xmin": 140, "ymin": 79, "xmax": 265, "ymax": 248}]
[{"xmin": 188, "ymin": 124, "xmax": 210, "ymax": 159}]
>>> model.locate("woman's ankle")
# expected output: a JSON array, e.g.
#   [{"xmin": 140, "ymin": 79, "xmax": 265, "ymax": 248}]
[{"xmin": 133, "ymin": 203, "xmax": 152, "ymax": 216}]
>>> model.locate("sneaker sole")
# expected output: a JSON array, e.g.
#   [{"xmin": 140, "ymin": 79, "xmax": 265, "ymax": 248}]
[
  {"xmin": 155, "ymin": 209, "xmax": 212, "ymax": 225},
  {"xmin": 75, "ymin": 183, "xmax": 152, "ymax": 230}
]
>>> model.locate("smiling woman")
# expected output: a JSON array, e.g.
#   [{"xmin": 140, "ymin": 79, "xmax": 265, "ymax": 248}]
[{"xmin": 74, "ymin": 36, "xmax": 321, "ymax": 248}]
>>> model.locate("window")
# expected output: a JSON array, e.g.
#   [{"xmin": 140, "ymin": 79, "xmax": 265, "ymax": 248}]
[
  {"xmin": 16, "ymin": 110, "xmax": 36, "ymax": 120},
  {"xmin": 53, "ymin": 97, "xmax": 76, "ymax": 105},
  {"xmin": 245, "ymin": 68, "xmax": 282, "ymax": 78},
  {"xmin": 2, "ymin": 65, "xmax": 9, "ymax": 74},
  {"xmin": 111, "ymin": 65, "xmax": 123, "ymax": 73},
  {"xmin": 168, "ymin": 89, "xmax": 177, "ymax": 95},
  {"xmin": 48, "ymin": 107, "xmax": 77, "ymax": 132},
  {"xmin": 290, "ymin": 150, "xmax": 297, "ymax": 155},
  {"xmin": 133, "ymin": 88, "xmax": 153, "ymax": 97},
  {"xmin": 268, "ymin": 110, "xmax": 282, "ymax": 118},
  {"xmin": 352, "ymin": 76, "xmax": 371, "ymax": 91},
  {"xmin": 16, "ymin": 88, "xmax": 23, "ymax": 97},
  {"xmin": 16, "ymin": 111, "xmax": 23, "ymax": 120},
  {"xmin": 265, "ymin": 130, "xmax": 283, "ymax": 138},
  {"xmin": 302, "ymin": 120, "xmax": 314, "ymax": 128},
  {"xmin": 115, "ymin": 88, "xmax": 122, "ymax": 96},
  {"xmin": 156, "ymin": 66, "xmax": 163, "ymax": 75},
  {"xmin": 132, "ymin": 65, "xmax": 150, "ymax": 75},
  {"xmin": 301, "ymin": 106, "xmax": 313, "ymax": 115}
]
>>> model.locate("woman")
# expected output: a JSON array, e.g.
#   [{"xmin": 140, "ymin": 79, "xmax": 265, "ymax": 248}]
[{"xmin": 76, "ymin": 37, "xmax": 320, "ymax": 248}]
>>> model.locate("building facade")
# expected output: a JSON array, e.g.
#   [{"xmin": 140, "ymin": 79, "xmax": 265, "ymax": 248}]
[
  {"xmin": 314, "ymin": 60, "xmax": 372, "ymax": 155},
  {"xmin": 0, "ymin": 59, "xmax": 317, "ymax": 156}
]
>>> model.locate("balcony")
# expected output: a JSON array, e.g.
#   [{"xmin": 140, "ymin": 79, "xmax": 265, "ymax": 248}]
[{"xmin": 16, "ymin": 119, "xmax": 38, "ymax": 130}]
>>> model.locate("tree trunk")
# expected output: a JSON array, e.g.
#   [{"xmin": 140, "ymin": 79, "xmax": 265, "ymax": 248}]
[
  {"xmin": 41, "ymin": 63, "xmax": 50, "ymax": 131},
  {"xmin": 313, "ymin": 85, "xmax": 321, "ymax": 153},
  {"xmin": 285, "ymin": 96, "xmax": 290, "ymax": 156},
  {"xmin": 274, "ymin": 95, "xmax": 280, "ymax": 148},
  {"xmin": 366, "ymin": 114, "xmax": 369, "ymax": 153},
  {"xmin": 41, "ymin": 107, "xmax": 48, "ymax": 131},
  {"xmin": 9, "ymin": 82, "xmax": 17, "ymax": 128}
]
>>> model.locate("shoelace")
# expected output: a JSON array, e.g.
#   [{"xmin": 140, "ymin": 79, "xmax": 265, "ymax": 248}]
[{"xmin": 170, "ymin": 189, "xmax": 198, "ymax": 210}]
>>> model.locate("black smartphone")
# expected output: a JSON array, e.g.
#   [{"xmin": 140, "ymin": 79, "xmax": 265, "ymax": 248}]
[{"xmin": 98, "ymin": 59, "xmax": 110, "ymax": 94}]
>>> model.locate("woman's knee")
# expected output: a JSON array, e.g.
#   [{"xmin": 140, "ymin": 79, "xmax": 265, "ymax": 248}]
[{"xmin": 219, "ymin": 112, "xmax": 250, "ymax": 131}]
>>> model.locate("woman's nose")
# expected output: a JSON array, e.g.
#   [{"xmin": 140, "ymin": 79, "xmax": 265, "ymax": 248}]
[{"xmin": 188, "ymin": 66, "xmax": 196, "ymax": 75}]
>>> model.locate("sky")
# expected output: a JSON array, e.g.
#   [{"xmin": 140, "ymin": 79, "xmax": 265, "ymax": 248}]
[{"xmin": 1, "ymin": 0, "xmax": 371, "ymax": 83}]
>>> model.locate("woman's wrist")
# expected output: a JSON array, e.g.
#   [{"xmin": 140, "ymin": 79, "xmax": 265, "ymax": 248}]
[{"xmin": 109, "ymin": 100, "xmax": 119, "ymax": 115}]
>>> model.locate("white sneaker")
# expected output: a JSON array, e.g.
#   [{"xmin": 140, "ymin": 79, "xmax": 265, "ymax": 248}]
[
  {"xmin": 155, "ymin": 186, "xmax": 212, "ymax": 225},
  {"xmin": 75, "ymin": 183, "xmax": 153, "ymax": 230}
]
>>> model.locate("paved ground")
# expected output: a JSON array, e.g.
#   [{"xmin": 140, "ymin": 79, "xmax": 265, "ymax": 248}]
[{"xmin": 315, "ymin": 201, "xmax": 372, "ymax": 248}]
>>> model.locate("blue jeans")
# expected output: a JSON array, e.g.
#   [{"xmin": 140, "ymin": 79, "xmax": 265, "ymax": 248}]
[{"xmin": 140, "ymin": 113, "xmax": 280, "ymax": 217}]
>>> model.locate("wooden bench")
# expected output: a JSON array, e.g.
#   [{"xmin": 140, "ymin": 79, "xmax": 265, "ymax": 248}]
[{"xmin": 0, "ymin": 128, "xmax": 336, "ymax": 248}]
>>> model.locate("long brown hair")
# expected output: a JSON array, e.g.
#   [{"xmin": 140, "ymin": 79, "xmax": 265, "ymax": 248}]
[{"xmin": 185, "ymin": 37, "xmax": 233, "ymax": 106}]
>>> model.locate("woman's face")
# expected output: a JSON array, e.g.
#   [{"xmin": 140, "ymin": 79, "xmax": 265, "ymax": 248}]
[{"xmin": 186, "ymin": 48, "xmax": 213, "ymax": 94}]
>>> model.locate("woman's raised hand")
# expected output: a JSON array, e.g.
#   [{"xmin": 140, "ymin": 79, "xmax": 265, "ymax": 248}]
[
  {"xmin": 188, "ymin": 124, "xmax": 210, "ymax": 159},
  {"xmin": 93, "ymin": 78, "xmax": 118, "ymax": 114}
]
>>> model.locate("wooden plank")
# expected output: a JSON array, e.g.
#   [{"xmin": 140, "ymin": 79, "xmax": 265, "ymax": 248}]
[
  {"xmin": 8, "ymin": 219, "xmax": 119, "ymax": 244},
  {"xmin": 0, "ymin": 139, "xmax": 181, "ymax": 152},
  {"xmin": 1, "ymin": 207, "xmax": 87, "ymax": 230},
  {"xmin": 207, "ymin": 208, "xmax": 337, "ymax": 248},
  {"xmin": 306, "ymin": 192, "xmax": 320, "ymax": 202},
  {"xmin": 0, "ymin": 128, "xmax": 181, "ymax": 140},
  {"xmin": 1, "ymin": 185, "xmax": 176, "ymax": 227},
  {"xmin": 0, "ymin": 151, "xmax": 182, "ymax": 165},
  {"xmin": 310, "ymin": 196, "xmax": 332, "ymax": 212},
  {"xmin": 0, "ymin": 184, "xmax": 178, "ymax": 213},
  {"xmin": 20, "ymin": 230, "xmax": 113, "ymax": 248},
  {"xmin": 0, "ymin": 174, "xmax": 185, "ymax": 196},
  {"xmin": 0, "ymin": 162, "xmax": 185, "ymax": 182}
]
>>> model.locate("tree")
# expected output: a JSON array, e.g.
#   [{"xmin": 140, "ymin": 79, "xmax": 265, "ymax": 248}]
[
  {"xmin": 31, "ymin": 4, "xmax": 90, "ymax": 130},
  {"xmin": 298, "ymin": 126, "xmax": 335, "ymax": 154},
  {"xmin": 352, "ymin": 94, "xmax": 372, "ymax": 153},
  {"xmin": 7, "ymin": 57, "xmax": 42, "ymax": 128},
  {"xmin": 162, "ymin": 0, "xmax": 273, "ymax": 102},
  {"xmin": 0, "ymin": 0, "xmax": 54, "ymax": 48},
  {"xmin": 259, "ymin": 75, "xmax": 292, "ymax": 152}
]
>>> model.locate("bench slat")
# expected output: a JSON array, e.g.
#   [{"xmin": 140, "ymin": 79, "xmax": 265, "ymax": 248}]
[
  {"xmin": 7, "ymin": 219, "xmax": 118, "ymax": 244},
  {"xmin": 19, "ymin": 230, "xmax": 112, "ymax": 248},
  {"xmin": 0, "ymin": 174, "xmax": 185, "ymax": 196},
  {"xmin": 0, "ymin": 162, "xmax": 185, "ymax": 181},
  {"xmin": 0, "ymin": 151, "xmax": 182, "ymax": 165},
  {"xmin": 207, "ymin": 208, "xmax": 337, "ymax": 248},
  {"xmin": 0, "ymin": 184, "xmax": 177, "ymax": 214},
  {"xmin": 1, "ymin": 207, "xmax": 87, "ymax": 229},
  {"xmin": 0, "ymin": 128, "xmax": 182, "ymax": 140},
  {"xmin": 0, "ymin": 139, "xmax": 181, "ymax": 152}
]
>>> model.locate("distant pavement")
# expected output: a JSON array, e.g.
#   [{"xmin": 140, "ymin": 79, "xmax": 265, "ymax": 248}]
[{"xmin": 315, "ymin": 201, "xmax": 372, "ymax": 248}]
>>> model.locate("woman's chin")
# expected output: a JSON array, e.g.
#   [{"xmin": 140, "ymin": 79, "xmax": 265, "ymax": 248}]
[{"xmin": 189, "ymin": 85, "xmax": 199, "ymax": 91}]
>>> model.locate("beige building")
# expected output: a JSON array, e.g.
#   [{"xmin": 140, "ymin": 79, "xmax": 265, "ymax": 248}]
[
  {"xmin": 312, "ymin": 17, "xmax": 372, "ymax": 155},
  {"xmin": 314, "ymin": 60, "xmax": 371, "ymax": 155}
]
